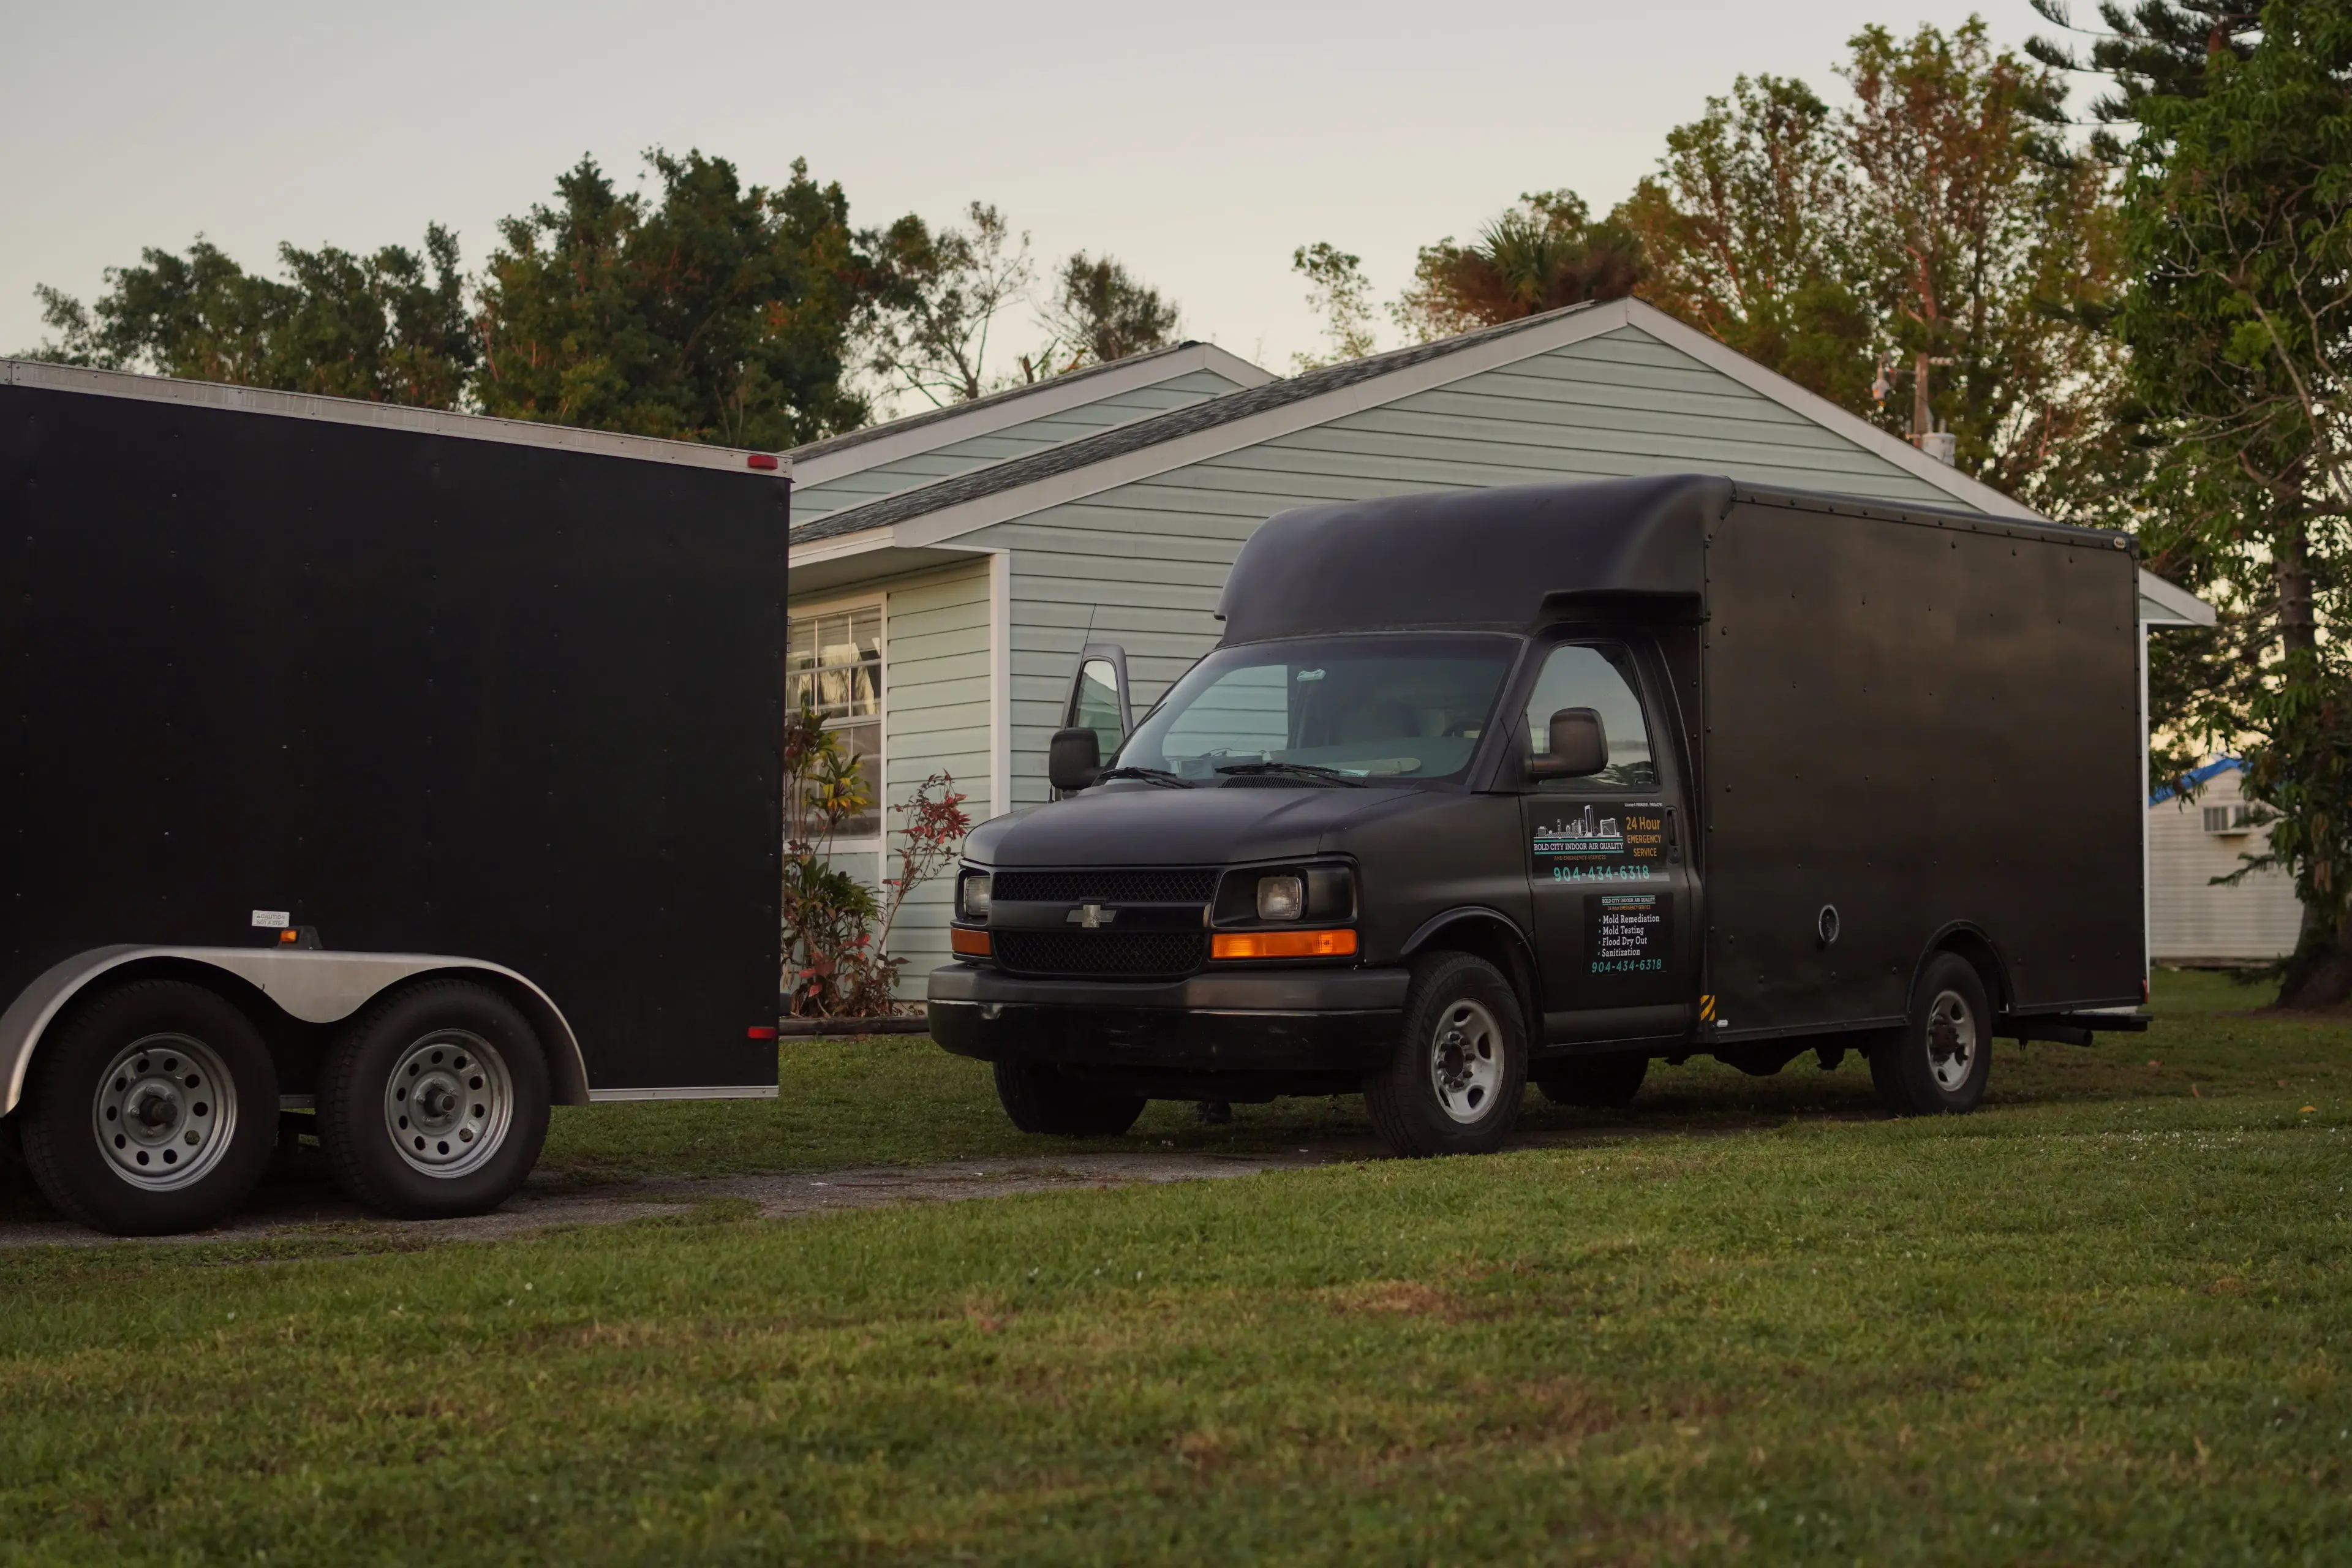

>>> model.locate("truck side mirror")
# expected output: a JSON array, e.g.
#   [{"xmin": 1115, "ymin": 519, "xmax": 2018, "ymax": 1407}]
[
  {"xmin": 1528, "ymin": 707, "xmax": 1607, "ymax": 780},
  {"xmin": 1049, "ymin": 726, "xmax": 1102, "ymax": 793}
]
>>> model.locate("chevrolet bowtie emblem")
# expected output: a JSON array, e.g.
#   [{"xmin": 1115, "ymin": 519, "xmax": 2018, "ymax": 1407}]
[{"xmin": 1067, "ymin": 903, "xmax": 1118, "ymax": 929}]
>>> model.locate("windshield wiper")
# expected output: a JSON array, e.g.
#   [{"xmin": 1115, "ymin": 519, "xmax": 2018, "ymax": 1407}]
[
  {"xmin": 1093, "ymin": 765, "xmax": 1193, "ymax": 790},
  {"xmin": 1213, "ymin": 761, "xmax": 1369, "ymax": 788}
]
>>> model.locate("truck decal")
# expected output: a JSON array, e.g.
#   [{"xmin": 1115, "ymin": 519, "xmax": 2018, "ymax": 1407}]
[{"xmin": 1531, "ymin": 801, "xmax": 1667, "ymax": 882}]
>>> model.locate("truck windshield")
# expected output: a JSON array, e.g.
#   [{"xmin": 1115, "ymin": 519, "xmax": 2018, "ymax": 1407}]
[{"xmin": 1116, "ymin": 633, "xmax": 1520, "ymax": 783}]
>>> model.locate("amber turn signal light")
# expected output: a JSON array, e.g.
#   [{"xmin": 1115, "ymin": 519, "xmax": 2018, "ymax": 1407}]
[
  {"xmin": 1211, "ymin": 929, "xmax": 1357, "ymax": 960},
  {"xmin": 950, "ymin": 927, "xmax": 992, "ymax": 957}
]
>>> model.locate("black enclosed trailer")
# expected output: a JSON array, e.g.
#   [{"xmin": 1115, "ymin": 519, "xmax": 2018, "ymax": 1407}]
[
  {"xmin": 933, "ymin": 473, "xmax": 2147, "ymax": 1155},
  {"xmin": 0, "ymin": 359, "xmax": 788, "ymax": 1232}
]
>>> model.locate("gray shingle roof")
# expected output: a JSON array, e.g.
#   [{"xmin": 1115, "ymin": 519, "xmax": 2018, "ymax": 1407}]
[
  {"xmin": 788, "ymin": 303, "xmax": 1600, "ymax": 545},
  {"xmin": 786, "ymin": 340, "xmax": 1210, "ymax": 465}
]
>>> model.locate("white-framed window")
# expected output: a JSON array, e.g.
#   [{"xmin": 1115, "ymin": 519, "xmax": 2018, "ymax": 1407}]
[
  {"xmin": 787, "ymin": 598, "xmax": 883, "ymax": 843},
  {"xmin": 2201, "ymin": 803, "xmax": 2253, "ymax": 836}
]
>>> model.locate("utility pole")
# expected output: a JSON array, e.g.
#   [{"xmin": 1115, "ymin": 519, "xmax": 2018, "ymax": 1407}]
[{"xmin": 1912, "ymin": 351, "xmax": 1932, "ymax": 444}]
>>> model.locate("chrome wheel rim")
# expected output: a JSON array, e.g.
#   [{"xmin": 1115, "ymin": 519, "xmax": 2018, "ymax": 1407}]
[
  {"xmin": 1428, "ymin": 999, "xmax": 1504, "ymax": 1124},
  {"xmin": 1926, "ymin": 988, "xmax": 1979, "ymax": 1092},
  {"xmin": 92, "ymin": 1033, "xmax": 238, "ymax": 1191},
  {"xmin": 383, "ymin": 1030, "xmax": 513, "ymax": 1178}
]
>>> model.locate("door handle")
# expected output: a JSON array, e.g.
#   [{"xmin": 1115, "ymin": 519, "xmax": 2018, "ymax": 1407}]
[{"xmin": 1665, "ymin": 807, "xmax": 1682, "ymax": 864}]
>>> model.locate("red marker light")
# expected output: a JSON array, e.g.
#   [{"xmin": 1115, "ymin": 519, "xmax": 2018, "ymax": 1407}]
[
  {"xmin": 746, "ymin": 453, "xmax": 779, "ymax": 471},
  {"xmin": 747, "ymin": 1025, "xmax": 777, "ymax": 1040}
]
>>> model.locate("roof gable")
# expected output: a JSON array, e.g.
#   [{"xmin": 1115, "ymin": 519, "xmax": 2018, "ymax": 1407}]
[{"xmin": 789, "ymin": 299, "xmax": 2038, "ymax": 555}]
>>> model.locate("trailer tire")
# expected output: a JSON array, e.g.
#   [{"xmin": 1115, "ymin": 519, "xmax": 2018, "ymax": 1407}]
[
  {"xmin": 1536, "ymin": 1050, "xmax": 1649, "ymax": 1109},
  {"xmin": 318, "ymin": 979, "xmax": 550, "ymax": 1219},
  {"xmin": 991, "ymin": 1061, "xmax": 1145, "ymax": 1137},
  {"xmin": 1870, "ymin": 953, "xmax": 1994, "ymax": 1116},
  {"xmin": 1365, "ymin": 951, "xmax": 1528, "ymax": 1157},
  {"xmin": 19, "ymin": 980, "xmax": 278, "ymax": 1236}
]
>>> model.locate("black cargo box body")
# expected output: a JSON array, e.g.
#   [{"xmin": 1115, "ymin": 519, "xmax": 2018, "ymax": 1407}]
[
  {"xmin": 1217, "ymin": 473, "xmax": 2144, "ymax": 1039},
  {"xmin": 0, "ymin": 365, "xmax": 788, "ymax": 1093}
]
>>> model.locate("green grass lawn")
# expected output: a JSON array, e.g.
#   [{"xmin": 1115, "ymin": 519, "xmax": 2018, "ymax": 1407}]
[{"xmin": 3, "ymin": 970, "xmax": 2346, "ymax": 1564}]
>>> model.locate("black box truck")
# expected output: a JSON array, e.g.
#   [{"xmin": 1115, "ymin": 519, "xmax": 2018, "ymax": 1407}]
[
  {"xmin": 932, "ymin": 473, "xmax": 2147, "ymax": 1155},
  {"xmin": 1, "ymin": 359, "xmax": 788, "ymax": 1233}
]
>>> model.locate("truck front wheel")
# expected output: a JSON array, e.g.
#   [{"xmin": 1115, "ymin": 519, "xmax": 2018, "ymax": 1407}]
[
  {"xmin": 19, "ymin": 979, "xmax": 279, "ymax": 1235},
  {"xmin": 991, "ymin": 1061, "xmax": 1145, "ymax": 1136},
  {"xmin": 1869, "ymin": 953, "xmax": 1993, "ymax": 1115},
  {"xmin": 1365, "ymin": 952, "xmax": 1529, "ymax": 1157},
  {"xmin": 317, "ymin": 979, "xmax": 550, "ymax": 1219}
]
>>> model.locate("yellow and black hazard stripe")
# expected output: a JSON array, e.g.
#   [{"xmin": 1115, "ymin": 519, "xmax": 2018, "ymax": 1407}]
[{"xmin": 1698, "ymin": 994, "xmax": 1716, "ymax": 1022}]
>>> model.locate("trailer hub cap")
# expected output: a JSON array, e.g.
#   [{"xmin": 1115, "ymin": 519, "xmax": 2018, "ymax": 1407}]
[
  {"xmin": 384, "ymin": 1030, "xmax": 513, "ymax": 1178},
  {"xmin": 92, "ymin": 1033, "xmax": 238, "ymax": 1191},
  {"xmin": 1428, "ymin": 999, "xmax": 1503, "ymax": 1124},
  {"xmin": 1926, "ymin": 989, "xmax": 1979, "ymax": 1092}
]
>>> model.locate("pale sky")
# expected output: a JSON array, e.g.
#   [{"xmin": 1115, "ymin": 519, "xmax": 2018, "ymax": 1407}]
[{"xmin": 2, "ymin": 1, "xmax": 2065, "ymax": 401}]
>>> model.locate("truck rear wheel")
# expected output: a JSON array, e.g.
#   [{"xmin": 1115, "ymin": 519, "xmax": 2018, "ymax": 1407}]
[
  {"xmin": 19, "ymin": 980, "xmax": 278, "ymax": 1235},
  {"xmin": 991, "ymin": 1061, "xmax": 1145, "ymax": 1136},
  {"xmin": 1365, "ymin": 952, "xmax": 1528, "ymax": 1157},
  {"xmin": 1536, "ymin": 1050, "xmax": 1649, "ymax": 1109},
  {"xmin": 1869, "ymin": 953, "xmax": 1993, "ymax": 1115},
  {"xmin": 317, "ymin": 979, "xmax": 550, "ymax": 1219}
]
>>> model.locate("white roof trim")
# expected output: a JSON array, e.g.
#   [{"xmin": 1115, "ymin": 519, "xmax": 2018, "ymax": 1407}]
[
  {"xmin": 3, "ymin": 357, "xmax": 788, "ymax": 476},
  {"xmin": 791, "ymin": 342, "xmax": 1273, "ymax": 488},
  {"xmin": 2138, "ymin": 568, "xmax": 2218, "ymax": 627}
]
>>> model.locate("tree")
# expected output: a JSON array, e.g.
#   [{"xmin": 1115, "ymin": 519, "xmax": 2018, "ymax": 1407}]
[
  {"xmin": 1289, "ymin": 242, "xmax": 1379, "ymax": 370},
  {"xmin": 861, "ymin": 202, "xmax": 1035, "ymax": 408},
  {"xmin": 1392, "ymin": 190, "xmax": 1645, "ymax": 342},
  {"xmin": 1033, "ymin": 252, "xmax": 1181, "ymax": 370},
  {"xmin": 1610, "ymin": 24, "xmax": 2125, "ymax": 517},
  {"xmin": 1837, "ymin": 20, "xmax": 2121, "ymax": 506},
  {"xmin": 1612, "ymin": 75, "xmax": 1877, "ymax": 409},
  {"xmin": 2026, "ymin": 1, "xmax": 2263, "ymax": 160},
  {"xmin": 2101, "ymin": 1, "xmax": 2352, "ymax": 1006},
  {"xmin": 28, "ymin": 228, "xmax": 476, "ymax": 409},
  {"xmin": 472, "ymin": 151, "xmax": 880, "ymax": 448}
]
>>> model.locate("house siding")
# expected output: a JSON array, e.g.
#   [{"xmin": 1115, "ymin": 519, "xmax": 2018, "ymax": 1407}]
[
  {"xmin": 880, "ymin": 562, "xmax": 994, "ymax": 993},
  {"xmin": 792, "ymin": 369, "xmax": 1245, "ymax": 520},
  {"xmin": 2148, "ymin": 766, "xmax": 2304, "ymax": 963},
  {"xmin": 962, "ymin": 324, "xmax": 1987, "ymax": 808}
]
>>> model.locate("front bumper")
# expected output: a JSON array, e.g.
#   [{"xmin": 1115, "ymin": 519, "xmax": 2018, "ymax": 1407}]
[{"xmin": 926, "ymin": 963, "xmax": 1410, "ymax": 1071}]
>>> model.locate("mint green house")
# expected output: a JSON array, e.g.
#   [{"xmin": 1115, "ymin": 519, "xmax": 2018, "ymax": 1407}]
[{"xmin": 785, "ymin": 299, "xmax": 2209, "ymax": 992}]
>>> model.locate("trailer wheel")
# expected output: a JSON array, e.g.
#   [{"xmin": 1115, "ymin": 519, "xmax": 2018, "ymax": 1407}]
[
  {"xmin": 1869, "ymin": 953, "xmax": 1993, "ymax": 1116},
  {"xmin": 317, "ymin": 979, "xmax": 549, "ymax": 1219},
  {"xmin": 991, "ymin": 1061, "xmax": 1146, "ymax": 1137},
  {"xmin": 1365, "ymin": 952, "xmax": 1528, "ymax": 1157},
  {"xmin": 18, "ymin": 980, "xmax": 278, "ymax": 1235},
  {"xmin": 1536, "ymin": 1050, "xmax": 1649, "ymax": 1109}
]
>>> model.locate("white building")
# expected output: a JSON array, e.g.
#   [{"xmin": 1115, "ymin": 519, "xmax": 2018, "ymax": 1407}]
[{"xmin": 2147, "ymin": 758, "xmax": 2304, "ymax": 965}]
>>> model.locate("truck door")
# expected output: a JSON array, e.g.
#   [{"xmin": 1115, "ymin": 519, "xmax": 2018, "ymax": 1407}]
[{"xmin": 1515, "ymin": 641, "xmax": 1697, "ymax": 1046}]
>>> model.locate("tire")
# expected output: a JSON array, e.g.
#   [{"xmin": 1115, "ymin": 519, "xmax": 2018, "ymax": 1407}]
[
  {"xmin": 1536, "ymin": 1050, "xmax": 1649, "ymax": 1109},
  {"xmin": 1365, "ymin": 952, "xmax": 1529, "ymax": 1157},
  {"xmin": 992, "ymin": 1061, "xmax": 1146, "ymax": 1137},
  {"xmin": 1869, "ymin": 952, "xmax": 1994, "ymax": 1116},
  {"xmin": 19, "ymin": 980, "xmax": 278, "ymax": 1235},
  {"xmin": 317, "ymin": 979, "xmax": 550, "ymax": 1219}
]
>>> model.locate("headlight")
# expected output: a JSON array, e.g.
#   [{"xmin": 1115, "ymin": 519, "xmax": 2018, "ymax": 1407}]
[
  {"xmin": 1256, "ymin": 874, "xmax": 1304, "ymax": 921},
  {"xmin": 959, "ymin": 872, "xmax": 992, "ymax": 920}
]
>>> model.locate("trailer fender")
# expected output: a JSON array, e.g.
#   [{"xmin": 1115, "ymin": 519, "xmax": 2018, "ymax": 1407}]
[{"xmin": 1, "ymin": 946, "xmax": 592, "ymax": 1117}]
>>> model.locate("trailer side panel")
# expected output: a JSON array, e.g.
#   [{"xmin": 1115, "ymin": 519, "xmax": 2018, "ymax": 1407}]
[
  {"xmin": 0, "ymin": 383, "xmax": 786, "ymax": 1091},
  {"xmin": 1700, "ymin": 496, "xmax": 2142, "ymax": 1036}
]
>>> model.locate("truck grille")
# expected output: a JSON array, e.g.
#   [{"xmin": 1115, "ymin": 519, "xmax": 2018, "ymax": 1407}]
[
  {"xmin": 992, "ymin": 868, "xmax": 1218, "ymax": 904},
  {"xmin": 994, "ymin": 930, "xmax": 1205, "ymax": 979}
]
